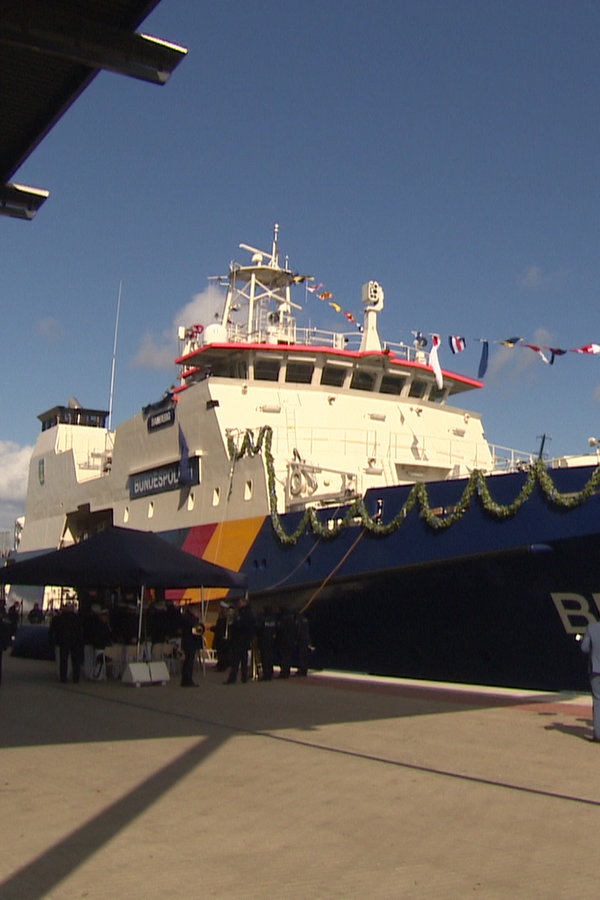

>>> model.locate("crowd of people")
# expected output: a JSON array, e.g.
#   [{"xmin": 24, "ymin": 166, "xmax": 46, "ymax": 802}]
[
  {"xmin": 1, "ymin": 595, "xmax": 312, "ymax": 688},
  {"xmin": 212, "ymin": 598, "xmax": 311, "ymax": 685}
]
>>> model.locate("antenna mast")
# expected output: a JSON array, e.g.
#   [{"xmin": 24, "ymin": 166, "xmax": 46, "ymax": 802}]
[{"xmin": 108, "ymin": 282, "xmax": 122, "ymax": 431}]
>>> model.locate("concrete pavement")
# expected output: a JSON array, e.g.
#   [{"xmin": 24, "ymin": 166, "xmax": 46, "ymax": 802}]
[{"xmin": 0, "ymin": 653, "xmax": 598, "ymax": 899}]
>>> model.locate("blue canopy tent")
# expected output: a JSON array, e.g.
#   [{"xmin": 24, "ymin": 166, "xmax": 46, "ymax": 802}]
[
  {"xmin": 0, "ymin": 526, "xmax": 247, "ymax": 590},
  {"xmin": 0, "ymin": 526, "xmax": 247, "ymax": 665}
]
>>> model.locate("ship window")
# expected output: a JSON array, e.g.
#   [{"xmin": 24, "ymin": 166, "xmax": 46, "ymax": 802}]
[
  {"xmin": 350, "ymin": 369, "xmax": 376, "ymax": 392},
  {"xmin": 211, "ymin": 359, "xmax": 248, "ymax": 378},
  {"xmin": 408, "ymin": 379, "xmax": 428, "ymax": 399},
  {"xmin": 254, "ymin": 358, "xmax": 280, "ymax": 381},
  {"xmin": 148, "ymin": 501, "xmax": 154, "ymax": 519},
  {"xmin": 212, "ymin": 487, "xmax": 220, "ymax": 506},
  {"xmin": 429, "ymin": 385, "xmax": 446, "ymax": 404},
  {"xmin": 379, "ymin": 374, "xmax": 406, "ymax": 395},
  {"xmin": 285, "ymin": 361, "xmax": 314, "ymax": 384},
  {"xmin": 187, "ymin": 491, "xmax": 195, "ymax": 511},
  {"xmin": 123, "ymin": 507, "xmax": 130, "ymax": 523},
  {"xmin": 321, "ymin": 365, "xmax": 347, "ymax": 387},
  {"xmin": 244, "ymin": 480, "xmax": 253, "ymax": 500}
]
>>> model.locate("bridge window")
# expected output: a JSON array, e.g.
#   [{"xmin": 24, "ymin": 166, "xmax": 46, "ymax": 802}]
[
  {"xmin": 429, "ymin": 385, "xmax": 446, "ymax": 404},
  {"xmin": 350, "ymin": 369, "xmax": 376, "ymax": 392},
  {"xmin": 211, "ymin": 359, "xmax": 248, "ymax": 378},
  {"xmin": 379, "ymin": 374, "xmax": 406, "ymax": 395},
  {"xmin": 321, "ymin": 364, "xmax": 348, "ymax": 387},
  {"xmin": 254, "ymin": 358, "xmax": 280, "ymax": 381},
  {"xmin": 408, "ymin": 379, "xmax": 429, "ymax": 399},
  {"xmin": 285, "ymin": 361, "xmax": 314, "ymax": 384}
]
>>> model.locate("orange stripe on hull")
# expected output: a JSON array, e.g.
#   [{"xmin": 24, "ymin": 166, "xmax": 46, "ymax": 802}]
[{"xmin": 179, "ymin": 516, "xmax": 266, "ymax": 604}]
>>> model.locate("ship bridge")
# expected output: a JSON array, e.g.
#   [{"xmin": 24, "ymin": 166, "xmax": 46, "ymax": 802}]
[{"xmin": 38, "ymin": 405, "xmax": 109, "ymax": 433}]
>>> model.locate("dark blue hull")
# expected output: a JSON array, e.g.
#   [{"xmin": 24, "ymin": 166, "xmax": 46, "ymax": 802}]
[{"xmin": 242, "ymin": 465, "xmax": 600, "ymax": 690}]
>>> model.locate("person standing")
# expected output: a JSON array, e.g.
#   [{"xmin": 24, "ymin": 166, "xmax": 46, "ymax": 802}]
[
  {"xmin": 90, "ymin": 609, "xmax": 112, "ymax": 680},
  {"xmin": 7, "ymin": 602, "xmax": 20, "ymax": 640},
  {"xmin": 276, "ymin": 607, "xmax": 295, "ymax": 679},
  {"xmin": 28, "ymin": 603, "xmax": 44, "ymax": 624},
  {"xmin": 49, "ymin": 603, "xmax": 84, "ymax": 683},
  {"xmin": 581, "ymin": 620, "xmax": 600, "ymax": 741},
  {"xmin": 257, "ymin": 605, "xmax": 277, "ymax": 681},
  {"xmin": 210, "ymin": 602, "xmax": 231, "ymax": 672},
  {"xmin": 295, "ymin": 612, "xmax": 311, "ymax": 677},
  {"xmin": 180, "ymin": 607, "xmax": 203, "ymax": 687},
  {"xmin": 224, "ymin": 596, "xmax": 255, "ymax": 684},
  {"xmin": 0, "ymin": 610, "xmax": 12, "ymax": 685}
]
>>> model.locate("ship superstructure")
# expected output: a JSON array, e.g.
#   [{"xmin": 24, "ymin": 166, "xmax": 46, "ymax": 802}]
[{"xmin": 19, "ymin": 227, "xmax": 515, "ymax": 553}]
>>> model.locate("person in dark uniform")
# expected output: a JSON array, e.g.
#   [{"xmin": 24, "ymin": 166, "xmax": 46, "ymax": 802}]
[
  {"xmin": 7, "ymin": 602, "xmax": 20, "ymax": 639},
  {"xmin": 148, "ymin": 600, "xmax": 169, "ymax": 646},
  {"xmin": 224, "ymin": 596, "xmax": 255, "ymax": 684},
  {"xmin": 295, "ymin": 612, "xmax": 311, "ymax": 677},
  {"xmin": 276, "ymin": 607, "xmax": 296, "ymax": 679},
  {"xmin": 180, "ymin": 607, "xmax": 204, "ymax": 687},
  {"xmin": 257, "ymin": 605, "xmax": 277, "ymax": 681},
  {"xmin": 165, "ymin": 601, "xmax": 183, "ymax": 641},
  {"xmin": 28, "ymin": 603, "xmax": 44, "ymax": 624},
  {"xmin": 89, "ymin": 609, "xmax": 112, "ymax": 680},
  {"xmin": 49, "ymin": 603, "xmax": 84, "ymax": 683},
  {"xmin": 0, "ymin": 610, "xmax": 12, "ymax": 685},
  {"xmin": 210, "ymin": 602, "xmax": 231, "ymax": 671}
]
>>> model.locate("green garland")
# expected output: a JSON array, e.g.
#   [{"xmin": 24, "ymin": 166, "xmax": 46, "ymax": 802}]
[{"xmin": 227, "ymin": 426, "xmax": 600, "ymax": 546}]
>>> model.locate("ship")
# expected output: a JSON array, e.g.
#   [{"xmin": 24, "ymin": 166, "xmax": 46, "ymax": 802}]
[{"xmin": 8, "ymin": 226, "xmax": 600, "ymax": 691}]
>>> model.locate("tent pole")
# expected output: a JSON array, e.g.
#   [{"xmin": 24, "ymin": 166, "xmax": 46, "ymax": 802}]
[{"xmin": 136, "ymin": 585, "xmax": 145, "ymax": 661}]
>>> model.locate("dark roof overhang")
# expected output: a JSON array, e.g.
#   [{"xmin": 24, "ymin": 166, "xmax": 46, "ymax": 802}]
[{"xmin": 0, "ymin": 0, "xmax": 187, "ymax": 219}]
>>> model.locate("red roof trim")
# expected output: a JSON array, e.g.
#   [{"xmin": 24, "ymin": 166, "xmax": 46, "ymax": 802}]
[{"xmin": 175, "ymin": 342, "xmax": 483, "ymax": 389}]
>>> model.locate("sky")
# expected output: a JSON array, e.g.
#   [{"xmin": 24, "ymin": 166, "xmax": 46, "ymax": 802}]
[{"xmin": 2, "ymin": 0, "xmax": 600, "ymax": 531}]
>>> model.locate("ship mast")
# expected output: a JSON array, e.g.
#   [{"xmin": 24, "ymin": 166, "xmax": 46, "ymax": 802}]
[{"xmin": 107, "ymin": 281, "xmax": 122, "ymax": 431}]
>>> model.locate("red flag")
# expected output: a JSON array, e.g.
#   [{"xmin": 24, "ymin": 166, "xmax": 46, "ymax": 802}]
[
  {"xmin": 572, "ymin": 344, "xmax": 600, "ymax": 354},
  {"xmin": 523, "ymin": 344, "xmax": 550, "ymax": 364}
]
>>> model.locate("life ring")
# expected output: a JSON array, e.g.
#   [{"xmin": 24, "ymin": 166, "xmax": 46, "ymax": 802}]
[
  {"xmin": 290, "ymin": 469, "xmax": 303, "ymax": 496},
  {"xmin": 186, "ymin": 323, "xmax": 204, "ymax": 339}
]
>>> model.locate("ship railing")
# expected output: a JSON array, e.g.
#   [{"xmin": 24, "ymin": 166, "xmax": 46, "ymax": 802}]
[
  {"xmin": 223, "ymin": 320, "xmax": 420, "ymax": 359},
  {"xmin": 488, "ymin": 445, "xmax": 536, "ymax": 472}
]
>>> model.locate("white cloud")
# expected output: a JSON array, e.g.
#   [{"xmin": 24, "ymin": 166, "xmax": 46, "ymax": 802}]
[
  {"xmin": 517, "ymin": 264, "xmax": 566, "ymax": 290},
  {"xmin": 131, "ymin": 332, "xmax": 175, "ymax": 370},
  {"xmin": 0, "ymin": 440, "xmax": 32, "ymax": 533},
  {"xmin": 132, "ymin": 284, "xmax": 225, "ymax": 371},
  {"xmin": 34, "ymin": 316, "xmax": 64, "ymax": 341}
]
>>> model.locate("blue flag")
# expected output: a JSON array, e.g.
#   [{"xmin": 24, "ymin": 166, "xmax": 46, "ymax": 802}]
[
  {"xmin": 478, "ymin": 341, "xmax": 489, "ymax": 379},
  {"xmin": 178, "ymin": 425, "xmax": 191, "ymax": 485}
]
